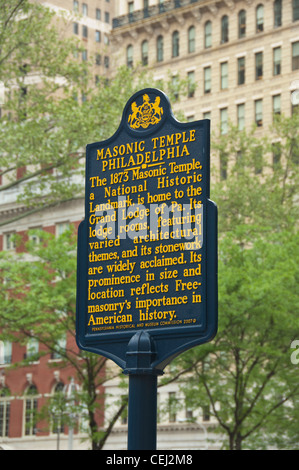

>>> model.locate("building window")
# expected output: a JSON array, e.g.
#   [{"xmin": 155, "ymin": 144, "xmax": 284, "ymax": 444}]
[
  {"xmin": 0, "ymin": 341, "xmax": 12, "ymax": 365},
  {"xmin": 95, "ymin": 30, "xmax": 101, "ymax": 42},
  {"xmin": 292, "ymin": 41, "xmax": 299, "ymax": 70},
  {"xmin": 291, "ymin": 89, "xmax": 299, "ymax": 115},
  {"xmin": 144, "ymin": 0, "xmax": 149, "ymax": 14},
  {"xmin": 104, "ymin": 56, "xmax": 109, "ymax": 68},
  {"xmin": 188, "ymin": 26, "xmax": 195, "ymax": 53},
  {"xmin": 185, "ymin": 406, "xmax": 193, "ymax": 420},
  {"xmin": 238, "ymin": 10, "xmax": 246, "ymax": 38},
  {"xmin": 24, "ymin": 385, "xmax": 38, "ymax": 436},
  {"xmin": 127, "ymin": 45, "xmax": 133, "ymax": 68},
  {"xmin": 96, "ymin": 54, "xmax": 101, "ymax": 65},
  {"xmin": 4, "ymin": 233, "xmax": 16, "ymax": 251},
  {"xmin": 220, "ymin": 62, "xmax": 228, "ymax": 89},
  {"xmin": 56, "ymin": 222, "xmax": 70, "ymax": 237},
  {"xmin": 274, "ymin": 0, "xmax": 282, "ymax": 27},
  {"xmin": 141, "ymin": 40, "xmax": 148, "ymax": 66},
  {"xmin": 220, "ymin": 108, "xmax": 228, "ymax": 135},
  {"xmin": 82, "ymin": 25, "xmax": 88, "ymax": 38},
  {"xmin": 204, "ymin": 66, "xmax": 211, "ymax": 94},
  {"xmin": 203, "ymin": 111, "xmax": 211, "ymax": 120},
  {"xmin": 256, "ymin": 4, "xmax": 264, "ymax": 32},
  {"xmin": 0, "ymin": 387, "xmax": 11, "ymax": 437},
  {"xmin": 82, "ymin": 49, "xmax": 87, "ymax": 61},
  {"xmin": 51, "ymin": 336, "xmax": 66, "ymax": 360},
  {"xmin": 159, "ymin": 0, "xmax": 165, "ymax": 13},
  {"xmin": 128, "ymin": 1, "xmax": 134, "ymax": 14},
  {"xmin": 82, "ymin": 3, "xmax": 88, "ymax": 16},
  {"xmin": 157, "ymin": 35, "xmax": 163, "ymax": 62},
  {"xmin": 273, "ymin": 94, "xmax": 281, "ymax": 119},
  {"xmin": 73, "ymin": 0, "xmax": 78, "ymax": 12},
  {"xmin": 273, "ymin": 47, "xmax": 281, "ymax": 75},
  {"xmin": 26, "ymin": 337, "xmax": 39, "ymax": 361},
  {"xmin": 237, "ymin": 57, "xmax": 245, "ymax": 85},
  {"xmin": 172, "ymin": 31, "xmax": 179, "ymax": 57},
  {"xmin": 293, "ymin": 0, "xmax": 299, "ymax": 21},
  {"xmin": 255, "ymin": 52, "xmax": 263, "ymax": 80},
  {"xmin": 187, "ymin": 71, "xmax": 195, "ymax": 98},
  {"xmin": 204, "ymin": 21, "xmax": 212, "ymax": 48},
  {"xmin": 96, "ymin": 8, "xmax": 101, "ymax": 20},
  {"xmin": 202, "ymin": 405, "xmax": 210, "ymax": 422},
  {"xmin": 52, "ymin": 382, "xmax": 65, "ymax": 435},
  {"xmin": 105, "ymin": 12, "xmax": 110, "ymax": 23},
  {"xmin": 255, "ymin": 99, "xmax": 263, "ymax": 126},
  {"xmin": 73, "ymin": 22, "xmax": 79, "ymax": 35},
  {"xmin": 28, "ymin": 228, "xmax": 42, "ymax": 246},
  {"xmin": 237, "ymin": 103, "xmax": 245, "ymax": 130},
  {"xmin": 221, "ymin": 15, "xmax": 229, "ymax": 43}
]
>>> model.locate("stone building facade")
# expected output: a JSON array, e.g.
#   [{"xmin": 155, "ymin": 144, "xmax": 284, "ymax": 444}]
[{"xmin": 111, "ymin": 0, "xmax": 299, "ymax": 134}]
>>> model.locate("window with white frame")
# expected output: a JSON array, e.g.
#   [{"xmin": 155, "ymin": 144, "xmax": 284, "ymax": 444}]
[
  {"xmin": 187, "ymin": 71, "xmax": 195, "ymax": 98},
  {"xmin": 24, "ymin": 384, "xmax": 38, "ymax": 436},
  {"xmin": 273, "ymin": 47, "xmax": 281, "ymax": 75},
  {"xmin": 56, "ymin": 222, "xmax": 70, "ymax": 237},
  {"xmin": 157, "ymin": 35, "xmax": 163, "ymax": 62},
  {"xmin": 273, "ymin": 94, "xmax": 281, "ymax": 119},
  {"xmin": 220, "ymin": 107, "xmax": 228, "ymax": 134},
  {"xmin": 204, "ymin": 66, "xmax": 211, "ymax": 94},
  {"xmin": 237, "ymin": 103, "xmax": 245, "ymax": 130},
  {"xmin": 255, "ymin": 99, "xmax": 263, "ymax": 126},
  {"xmin": 220, "ymin": 62, "xmax": 228, "ymax": 89},
  {"xmin": 188, "ymin": 26, "xmax": 195, "ymax": 53},
  {"xmin": 0, "ymin": 341, "xmax": 12, "ymax": 365},
  {"xmin": 221, "ymin": 15, "xmax": 229, "ymax": 43},
  {"xmin": 204, "ymin": 21, "xmax": 212, "ymax": 48},
  {"xmin": 0, "ymin": 387, "xmax": 11, "ymax": 437},
  {"xmin": 127, "ymin": 45, "xmax": 133, "ymax": 68},
  {"xmin": 238, "ymin": 10, "xmax": 246, "ymax": 38},
  {"xmin": 26, "ymin": 337, "xmax": 39, "ymax": 361},
  {"xmin": 4, "ymin": 233, "xmax": 16, "ymax": 251},
  {"xmin": 292, "ymin": 41, "xmax": 299, "ymax": 70},
  {"xmin": 172, "ymin": 31, "xmax": 179, "ymax": 58},
  {"xmin": 256, "ymin": 4, "xmax": 264, "ymax": 32}
]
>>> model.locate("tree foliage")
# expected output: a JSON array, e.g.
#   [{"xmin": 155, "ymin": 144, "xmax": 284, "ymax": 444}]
[
  {"xmin": 0, "ymin": 229, "xmax": 128, "ymax": 449},
  {"xmin": 169, "ymin": 115, "xmax": 299, "ymax": 449},
  {"xmin": 0, "ymin": 0, "xmax": 187, "ymax": 223}
]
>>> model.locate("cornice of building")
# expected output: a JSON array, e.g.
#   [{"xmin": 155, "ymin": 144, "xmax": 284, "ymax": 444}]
[
  {"xmin": 112, "ymin": 0, "xmax": 237, "ymax": 33},
  {"xmin": 107, "ymin": 421, "xmax": 216, "ymax": 435}
]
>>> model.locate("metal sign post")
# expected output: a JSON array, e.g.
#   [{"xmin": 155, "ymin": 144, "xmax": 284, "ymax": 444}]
[{"xmin": 76, "ymin": 89, "xmax": 217, "ymax": 450}]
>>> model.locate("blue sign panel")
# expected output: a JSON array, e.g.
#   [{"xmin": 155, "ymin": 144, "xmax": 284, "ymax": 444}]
[{"xmin": 76, "ymin": 89, "xmax": 217, "ymax": 373}]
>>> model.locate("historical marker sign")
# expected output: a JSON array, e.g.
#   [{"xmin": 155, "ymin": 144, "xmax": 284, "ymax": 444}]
[{"xmin": 76, "ymin": 88, "xmax": 217, "ymax": 373}]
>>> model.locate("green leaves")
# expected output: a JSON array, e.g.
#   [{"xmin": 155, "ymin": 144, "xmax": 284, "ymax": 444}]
[{"xmin": 172, "ymin": 118, "xmax": 299, "ymax": 449}]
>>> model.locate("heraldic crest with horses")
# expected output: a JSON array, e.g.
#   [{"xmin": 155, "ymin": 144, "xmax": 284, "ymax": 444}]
[{"xmin": 128, "ymin": 93, "xmax": 163, "ymax": 130}]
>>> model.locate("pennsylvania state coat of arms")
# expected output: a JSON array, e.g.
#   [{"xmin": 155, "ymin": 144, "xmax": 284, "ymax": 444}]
[{"xmin": 128, "ymin": 93, "xmax": 163, "ymax": 130}]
